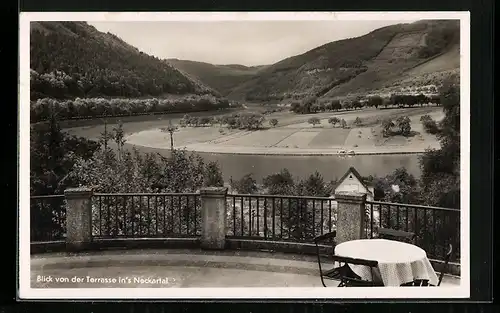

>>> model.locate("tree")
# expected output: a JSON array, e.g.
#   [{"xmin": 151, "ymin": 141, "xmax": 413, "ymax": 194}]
[
  {"xmin": 369, "ymin": 168, "xmax": 421, "ymax": 204},
  {"xmin": 213, "ymin": 116, "xmax": 222, "ymax": 127},
  {"xmin": 69, "ymin": 147, "xmax": 212, "ymax": 235},
  {"xmin": 382, "ymin": 118, "xmax": 395, "ymax": 137},
  {"xmin": 328, "ymin": 117, "xmax": 340, "ymax": 127},
  {"xmin": 262, "ymin": 168, "xmax": 295, "ymax": 195},
  {"xmin": 430, "ymin": 95, "xmax": 441, "ymax": 106},
  {"xmin": 354, "ymin": 117, "xmax": 362, "ymax": 126},
  {"xmin": 416, "ymin": 93, "xmax": 428, "ymax": 106},
  {"xmin": 343, "ymin": 102, "xmax": 353, "ymax": 111},
  {"xmin": 98, "ymin": 120, "xmax": 112, "ymax": 154},
  {"xmin": 419, "ymin": 76, "xmax": 460, "ymax": 209},
  {"xmin": 383, "ymin": 98, "xmax": 391, "ymax": 108},
  {"xmin": 70, "ymin": 147, "xmax": 152, "ymax": 193},
  {"xmin": 296, "ymin": 171, "xmax": 330, "ymax": 197},
  {"xmin": 161, "ymin": 121, "xmax": 178, "ymax": 151},
  {"xmin": 331, "ymin": 100, "xmax": 342, "ymax": 111},
  {"xmin": 294, "ymin": 96, "xmax": 317, "ymax": 114},
  {"xmin": 368, "ymin": 96, "xmax": 383, "ymax": 108},
  {"xmin": 340, "ymin": 119, "xmax": 347, "ymax": 129},
  {"xmin": 191, "ymin": 116, "xmax": 200, "ymax": 127},
  {"xmin": 204, "ymin": 161, "xmax": 224, "ymax": 187},
  {"xmin": 290, "ymin": 102, "xmax": 301, "ymax": 113},
  {"xmin": 179, "ymin": 117, "xmax": 187, "ymax": 127},
  {"xmin": 269, "ymin": 118, "xmax": 279, "ymax": 128},
  {"xmin": 421, "ymin": 115, "xmax": 440, "ymax": 134},
  {"xmin": 396, "ymin": 116, "xmax": 412, "ymax": 136},
  {"xmin": 230, "ymin": 173, "xmax": 258, "ymax": 194},
  {"xmin": 286, "ymin": 171, "xmax": 330, "ymax": 240},
  {"xmin": 199, "ymin": 116, "xmax": 211, "ymax": 126},
  {"xmin": 308, "ymin": 117, "xmax": 321, "ymax": 127},
  {"xmin": 154, "ymin": 150, "xmax": 206, "ymax": 193},
  {"xmin": 209, "ymin": 116, "xmax": 218, "ymax": 127},
  {"xmin": 303, "ymin": 96, "xmax": 318, "ymax": 107},
  {"xmin": 30, "ymin": 113, "xmax": 99, "ymax": 195},
  {"xmin": 352, "ymin": 100, "xmax": 363, "ymax": 110},
  {"xmin": 324, "ymin": 102, "xmax": 333, "ymax": 111},
  {"xmin": 390, "ymin": 94, "xmax": 402, "ymax": 107},
  {"xmin": 112, "ymin": 121, "xmax": 126, "ymax": 161},
  {"xmin": 237, "ymin": 113, "xmax": 265, "ymax": 130}
]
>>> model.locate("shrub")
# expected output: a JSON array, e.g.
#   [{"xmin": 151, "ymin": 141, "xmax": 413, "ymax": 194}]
[
  {"xmin": 396, "ymin": 116, "xmax": 412, "ymax": 136},
  {"xmin": 421, "ymin": 116, "xmax": 440, "ymax": 134},
  {"xmin": 308, "ymin": 117, "xmax": 321, "ymax": 127},
  {"xmin": 328, "ymin": 116, "xmax": 340, "ymax": 126},
  {"xmin": 269, "ymin": 118, "xmax": 279, "ymax": 127}
]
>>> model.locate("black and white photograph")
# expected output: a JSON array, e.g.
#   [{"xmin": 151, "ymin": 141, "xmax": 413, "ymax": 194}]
[{"xmin": 19, "ymin": 12, "xmax": 470, "ymax": 299}]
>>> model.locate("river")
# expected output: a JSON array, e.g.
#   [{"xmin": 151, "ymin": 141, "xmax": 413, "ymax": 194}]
[{"xmin": 125, "ymin": 142, "xmax": 422, "ymax": 182}]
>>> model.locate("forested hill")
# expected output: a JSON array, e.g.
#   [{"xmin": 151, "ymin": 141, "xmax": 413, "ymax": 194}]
[
  {"xmin": 166, "ymin": 59, "xmax": 267, "ymax": 96},
  {"xmin": 222, "ymin": 20, "xmax": 460, "ymax": 102},
  {"xmin": 30, "ymin": 21, "xmax": 219, "ymax": 100}
]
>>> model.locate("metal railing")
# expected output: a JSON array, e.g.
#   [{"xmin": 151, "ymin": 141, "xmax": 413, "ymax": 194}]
[
  {"xmin": 30, "ymin": 191, "xmax": 460, "ymax": 264},
  {"xmin": 365, "ymin": 201, "xmax": 460, "ymax": 262},
  {"xmin": 30, "ymin": 195, "xmax": 66, "ymax": 242},
  {"xmin": 226, "ymin": 194, "xmax": 337, "ymax": 242},
  {"xmin": 92, "ymin": 193, "xmax": 201, "ymax": 239}
]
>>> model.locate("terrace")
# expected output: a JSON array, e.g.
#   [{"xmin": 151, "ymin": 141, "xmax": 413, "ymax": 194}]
[{"xmin": 30, "ymin": 188, "xmax": 461, "ymax": 289}]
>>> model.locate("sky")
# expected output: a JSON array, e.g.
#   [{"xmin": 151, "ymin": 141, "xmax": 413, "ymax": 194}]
[{"xmin": 88, "ymin": 20, "xmax": 415, "ymax": 66}]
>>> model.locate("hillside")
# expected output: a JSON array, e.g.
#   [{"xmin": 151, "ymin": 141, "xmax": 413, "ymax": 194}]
[
  {"xmin": 166, "ymin": 59, "xmax": 267, "ymax": 95},
  {"xmin": 223, "ymin": 20, "xmax": 459, "ymax": 102},
  {"xmin": 30, "ymin": 21, "xmax": 220, "ymax": 101}
]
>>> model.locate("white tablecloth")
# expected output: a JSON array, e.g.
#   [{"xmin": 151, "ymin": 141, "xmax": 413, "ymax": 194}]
[{"xmin": 335, "ymin": 239, "xmax": 439, "ymax": 286}]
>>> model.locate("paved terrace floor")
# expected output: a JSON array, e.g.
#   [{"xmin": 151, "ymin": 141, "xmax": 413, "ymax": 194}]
[{"xmin": 31, "ymin": 249, "xmax": 461, "ymax": 288}]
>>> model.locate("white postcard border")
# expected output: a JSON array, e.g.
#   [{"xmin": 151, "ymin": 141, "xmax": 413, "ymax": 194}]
[{"xmin": 19, "ymin": 11, "xmax": 471, "ymax": 299}]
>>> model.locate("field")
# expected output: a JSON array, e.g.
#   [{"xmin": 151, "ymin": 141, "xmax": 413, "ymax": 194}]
[{"xmin": 111, "ymin": 106, "xmax": 445, "ymax": 156}]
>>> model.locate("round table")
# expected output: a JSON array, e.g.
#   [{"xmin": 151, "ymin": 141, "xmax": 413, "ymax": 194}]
[{"xmin": 335, "ymin": 239, "xmax": 439, "ymax": 286}]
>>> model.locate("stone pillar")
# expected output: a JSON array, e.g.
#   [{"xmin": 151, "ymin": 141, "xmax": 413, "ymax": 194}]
[
  {"xmin": 335, "ymin": 191, "xmax": 367, "ymax": 243},
  {"xmin": 199, "ymin": 187, "xmax": 228, "ymax": 250},
  {"xmin": 64, "ymin": 187, "xmax": 93, "ymax": 251}
]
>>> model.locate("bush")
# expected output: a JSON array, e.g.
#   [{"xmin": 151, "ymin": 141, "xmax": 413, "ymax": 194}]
[
  {"xmin": 422, "ymin": 118, "xmax": 440, "ymax": 134},
  {"xmin": 396, "ymin": 116, "xmax": 412, "ymax": 136},
  {"xmin": 308, "ymin": 117, "xmax": 321, "ymax": 126},
  {"xmin": 328, "ymin": 116, "xmax": 340, "ymax": 126}
]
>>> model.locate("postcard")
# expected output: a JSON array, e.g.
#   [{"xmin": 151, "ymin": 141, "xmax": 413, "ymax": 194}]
[{"xmin": 19, "ymin": 11, "xmax": 470, "ymax": 299}]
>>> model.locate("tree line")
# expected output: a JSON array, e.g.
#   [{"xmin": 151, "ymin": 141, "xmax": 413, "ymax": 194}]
[
  {"xmin": 30, "ymin": 96, "xmax": 230, "ymax": 123},
  {"xmin": 290, "ymin": 93, "xmax": 441, "ymax": 115},
  {"xmin": 179, "ymin": 113, "xmax": 266, "ymax": 130}
]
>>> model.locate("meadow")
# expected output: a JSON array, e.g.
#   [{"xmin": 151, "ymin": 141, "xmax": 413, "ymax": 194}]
[{"xmin": 117, "ymin": 106, "xmax": 444, "ymax": 155}]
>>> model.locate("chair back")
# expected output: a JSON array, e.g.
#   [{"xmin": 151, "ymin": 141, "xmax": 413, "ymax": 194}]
[
  {"xmin": 313, "ymin": 231, "xmax": 337, "ymax": 287},
  {"xmin": 437, "ymin": 244, "xmax": 453, "ymax": 286},
  {"xmin": 331, "ymin": 255, "xmax": 381, "ymax": 287},
  {"xmin": 378, "ymin": 227, "xmax": 416, "ymax": 244}
]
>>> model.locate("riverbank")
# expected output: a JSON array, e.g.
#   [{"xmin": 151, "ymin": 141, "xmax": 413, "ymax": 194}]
[{"xmin": 127, "ymin": 140, "xmax": 435, "ymax": 156}]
